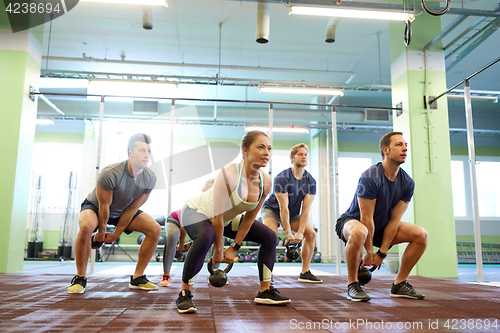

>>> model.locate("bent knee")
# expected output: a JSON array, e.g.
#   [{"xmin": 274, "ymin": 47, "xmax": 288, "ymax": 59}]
[
  {"xmin": 78, "ymin": 223, "xmax": 96, "ymax": 236},
  {"xmin": 152, "ymin": 223, "xmax": 162, "ymax": 237},
  {"xmin": 346, "ymin": 225, "xmax": 368, "ymax": 245},
  {"xmin": 304, "ymin": 227, "xmax": 316, "ymax": 240},
  {"xmin": 417, "ymin": 227, "xmax": 429, "ymax": 244}
]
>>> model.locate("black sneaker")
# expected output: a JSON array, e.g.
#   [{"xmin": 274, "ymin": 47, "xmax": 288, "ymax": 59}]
[
  {"xmin": 390, "ymin": 281, "xmax": 425, "ymax": 300},
  {"xmin": 129, "ymin": 275, "xmax": 157, "ymax": 290},
  {"xmin": 68, "ymin": 275, "xmax": 87, "ymax": 294},
  {"xmin": 254, "ymin": 286, "xmax": 291, "ymax": 305},
  {"xmin": 347, "ymin": 281, "xmax": 371, "ymax": 302},
  {"xmin": 176, "ymin": 289, "xmax": 197, "ymax": 313},
  {"xmin": 298, "ymin": 270, "xmax": 322, "ymax": 284}
]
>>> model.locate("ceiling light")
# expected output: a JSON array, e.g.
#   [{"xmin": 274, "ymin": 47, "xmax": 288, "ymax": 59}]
[
  {"xmin": 246, "ymin": 126, "xmax": 309, "ymax": 134},
  {"xmin": 289, "ymin": 6, "xmax": 414, "ymax": 21},
  {"xmin": 39, "ymin": 78, "xmax": 89, "ymax": 89},
  {"xmin": 447, "ymin": 95, "xmax": 498, "ymax": 103},
  {"xmin": 80, "ymin": 0, "xmax": 167, "ymax": 6},
  {"xmin": 36, "ymin": 119, "xmax": 54, "ymax": 125},
  {"xmin": 259, "ymin": 86, "xmax": 344, "ymax": 96},
  {"xmin": 88, "ymin": 79, "xmax": 177, "ymax": 99}
]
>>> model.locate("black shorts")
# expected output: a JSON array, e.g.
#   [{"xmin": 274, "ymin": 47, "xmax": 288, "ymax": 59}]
[
  {"xmin": 80, "ymin": 199, "xmax": 142, "ymax": 235},
  {"xmin": 335, "ymin": 215, "xmax": 386, "ymax": 249}
]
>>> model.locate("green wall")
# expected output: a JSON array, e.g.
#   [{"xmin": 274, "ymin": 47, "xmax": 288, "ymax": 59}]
[{"xmin": 35, "ymin": 132, "xmax": 85, "ymax": 143}]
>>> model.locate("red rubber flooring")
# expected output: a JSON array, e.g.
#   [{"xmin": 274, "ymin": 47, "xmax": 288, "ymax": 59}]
[{"xmin": 0, "ymin": 274, "xmax": 499, "ymax": 332}]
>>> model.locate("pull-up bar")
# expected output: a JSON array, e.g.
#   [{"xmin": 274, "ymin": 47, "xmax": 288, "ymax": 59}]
[
  {"xmin": 34, "ymin": 92, "xmax": 402, "ymax": 111},
  {"xmin": 429, "ymin": 56, "xmax": 500, "ymax": 106}
]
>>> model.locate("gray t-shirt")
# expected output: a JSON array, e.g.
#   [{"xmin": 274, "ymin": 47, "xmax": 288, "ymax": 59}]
[{"xmin": 86, "ymin": 160, "xmax": 157, "ymax": 218}]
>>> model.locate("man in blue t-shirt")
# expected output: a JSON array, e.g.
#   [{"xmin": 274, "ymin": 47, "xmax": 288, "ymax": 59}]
[
  {"xmin": 262, "ymin": 143, "xmax": 321, "ymax": 283},
  {"xmin": 336, "ymin": 132, "xmax": 428, "ymax": 302}
]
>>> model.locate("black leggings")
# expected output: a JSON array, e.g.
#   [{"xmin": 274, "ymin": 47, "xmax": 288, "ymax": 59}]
[{"xmin": 182, "ymin": 205, "xmax": 277, "ymax": 285}]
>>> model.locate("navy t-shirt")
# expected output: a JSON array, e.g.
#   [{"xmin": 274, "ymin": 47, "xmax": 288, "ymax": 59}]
[
  {"xmin": 263, "ymin": 168, "xmax": 317, "ymax": 218},
  {"xmin": 340, "ymin": 162, "xmax": 414, "ymax": 232}
]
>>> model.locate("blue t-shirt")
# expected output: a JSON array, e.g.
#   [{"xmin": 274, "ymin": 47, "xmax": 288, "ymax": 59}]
[
  {"xmin": 340, "ymin": 162, "xmax": 414, "ymax": 232},
  {"xmin": 263, "ymin": 168, "xmax": 317, "ymax": 218}
]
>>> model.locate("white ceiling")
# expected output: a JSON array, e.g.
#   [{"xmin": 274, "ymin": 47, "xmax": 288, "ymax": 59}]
[{"xmin": 37, "ymin": 0, "xmax": 500, "ymax": 128}]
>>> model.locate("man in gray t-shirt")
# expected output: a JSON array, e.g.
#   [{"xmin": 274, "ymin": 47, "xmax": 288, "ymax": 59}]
[{"xmin": 68, "ymin": 133, "xmax": 160, "ymax": 294}]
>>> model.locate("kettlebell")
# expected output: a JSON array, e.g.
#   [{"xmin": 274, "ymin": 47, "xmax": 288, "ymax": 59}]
[
  {"xmin": 358, "ymin": 264, "xmax": 377, "ymax": 285},
  {"xmin": 286, "ymin": 242, "xmax": 301, "ymax": 261},
  {"xmin": 174, "ymin": 250, "xmax": 183, "ymax": 260},
  {"xmin": 207, "ymin": 257, "xmax": 233, "ymax": 288},
  {"xmin": 91, "ymin": 232, "xmax": 104, "ymax": 249}
]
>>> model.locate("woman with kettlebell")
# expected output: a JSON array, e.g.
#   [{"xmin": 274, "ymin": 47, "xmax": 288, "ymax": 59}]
[{"xmin": 176, "ymin": 130, "xmax": 290, "ymax": 313}]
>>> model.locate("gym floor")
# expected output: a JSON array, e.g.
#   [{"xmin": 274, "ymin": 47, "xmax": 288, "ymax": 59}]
[{"xmin": 1, "ymin": 262, "xmax": 500, "ymax": 332}]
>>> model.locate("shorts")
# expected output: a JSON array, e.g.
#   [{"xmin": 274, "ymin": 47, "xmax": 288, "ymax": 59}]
[
  {"xmin": 166, "ymin": 213, "xmax": 181, "ymax": 228},
  {"xmin": 80, "ymin": 199, "xmax": 142, "ymax": 235},
  {"xmin": 261, "ymin": 208, "xmax": 300, "ymax": 229},
  {"xmin": 335, "ymin": 215, "xmax": 386, "ymax": 249}
]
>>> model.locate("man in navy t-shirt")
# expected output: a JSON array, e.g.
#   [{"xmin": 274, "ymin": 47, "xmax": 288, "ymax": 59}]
[
  {"xmin": 336, "ymin": 132, "xmax": 428, "ymax": 302},
  {"xmin": 262, "ymin": 143, "xmax": 321, "ymax": 283}
]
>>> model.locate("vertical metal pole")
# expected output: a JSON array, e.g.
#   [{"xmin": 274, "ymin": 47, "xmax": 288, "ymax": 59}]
[
  {"xmin": 464, "ymin": 79, "xmax": 483, "ymax": 282},
  {"xmin": 325, "ymin": 128, "xmax": 332, "ymax": 262},
  {"xmin": 331, "ymin": 107, "xmax": 342, "ymax": 276},
  {"xmin": 167, "ymin": 100, "xmax": 175, "ymax": 215},
  {"xmin": 90, "ymin": 95, "xmax": 105, "ymax": 275},
  {"xmin": 268, "ymin": 103, "xmax": 273, "ymax": 178},
  {"xmin": 63, "ymin": 171, "xmax": 73, "ymax": 243}
]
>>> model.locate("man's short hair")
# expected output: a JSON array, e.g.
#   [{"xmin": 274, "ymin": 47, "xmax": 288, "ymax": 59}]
[
  {"xmin": 290, "ymin": 143, "xmax": 309, "ymax": 159},
  {"xmin": 128, "ymin": 133, "xmax": 152, "ymax": 152},
  {"xmin": 379, "ymin": 132, "xmax": 403, "ymax": 159}
]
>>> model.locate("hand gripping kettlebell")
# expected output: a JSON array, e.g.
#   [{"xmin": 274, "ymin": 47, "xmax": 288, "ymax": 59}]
[
  {"xmin": 207, "ymin": 257, "xmax": 233, "ymax": 288},
  {"xmin": 285, "ymin": 242, "xmax": 301, "ymax": 261},
  {"xmin": 91, "ymin": 232, "xmax": 104, "ymax": 249},
  {"xmin": 358, "ymin": 263, "xmax": 377, "ymax": 285}
]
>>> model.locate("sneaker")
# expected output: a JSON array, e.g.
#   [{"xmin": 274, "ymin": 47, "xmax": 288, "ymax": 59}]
[
  {"xmin": 176, "ymin": 289, "xmax": 197, "ymax": 313},
  {"xmin": 254, "ymin": 286, "xmax": 291, "ymax": 305},
  {"xmin": 68, "ymin": 275, "xmax": 87, "ymax": 294},
  {"xmin": 347, "ymin": 281, "xmax": 371, "ymax": 302},
  {"xmin": 159, "ymin": 274, "xmax": 171, "ymax": 287},
  {"xmin": 298, "ymin": 270, "xmax": 322, "ymax": 284},
  {"xmin": 270, "ymin": 275, "xmax": 275, "ymax": 285},
  {"xmin": 390, "ymin": 281, "xmax": 425, "ymax": 300},
  {"xmin": 129, "ymin": 275, "xmax": 157, "ymax": 290}
]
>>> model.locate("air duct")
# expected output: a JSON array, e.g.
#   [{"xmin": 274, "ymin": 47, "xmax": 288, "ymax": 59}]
[
  {"xmin": 256, "ymin": 2, "xmax": 270, "ymax": 43},
  {"xmin": 326, "ymin": 17, "xmax": 341, "ymax": 43}
]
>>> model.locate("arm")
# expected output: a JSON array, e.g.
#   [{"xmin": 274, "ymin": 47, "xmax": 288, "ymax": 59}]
[
  {"xmin": 275, "ymin": 192, "xmax": 293, "ymax": 244},
  {"xmin": 212, "ymin": 164, "xmax": 236, "ymax": 264},
  {"xmin": 294, "ymin": 194, "xmax": 315, "ymax": 242},
  {"xmin": 372, "ymin": 200, "xmax": 409, "ymax": 268},
  {"xmin": 223, "ymin": 174, "xmax": 272, "ymax": 263},
  {"xmin": 177, "ymin": 227, "xmax": 187, "ymax": 251},
  {"xmin": 94, "ymin": 185, "xmax": 113, "ymax": 242},
  {"xmin": 358, "ymin": 197, "xmax": 376, "ymax": 266},
  {"xmin": 105, "ymin": 193, "xmax": 151, "ymax": 243}
]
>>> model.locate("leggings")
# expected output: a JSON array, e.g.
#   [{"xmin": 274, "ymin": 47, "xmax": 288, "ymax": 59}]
[
  {"xmin": 182, "ymin": 205, "xmax": 277, "ymax": 285},
  {"xmin": 163, "ymin": 222, "xmax": 181, "ymax": 274}
]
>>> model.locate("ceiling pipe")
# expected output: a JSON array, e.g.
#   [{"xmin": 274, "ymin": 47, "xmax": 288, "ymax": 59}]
[
  {"xmin": 256, "ymin": 2, "xmax": 270, "ymax": 43},
  {"xmin": 231, "ymin": 0, "xmax": 500, "ymax": 17},
  {"xmin": 325, "ymin": 17, "xmax": 341, "ymax": 43},
  {"xmin": 42, "ymin": 55, "xmax": 357, "ymax": 79},
  {"xmin": 142, "ymin": 6, "xmax": 153, "ymax": 30}
]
